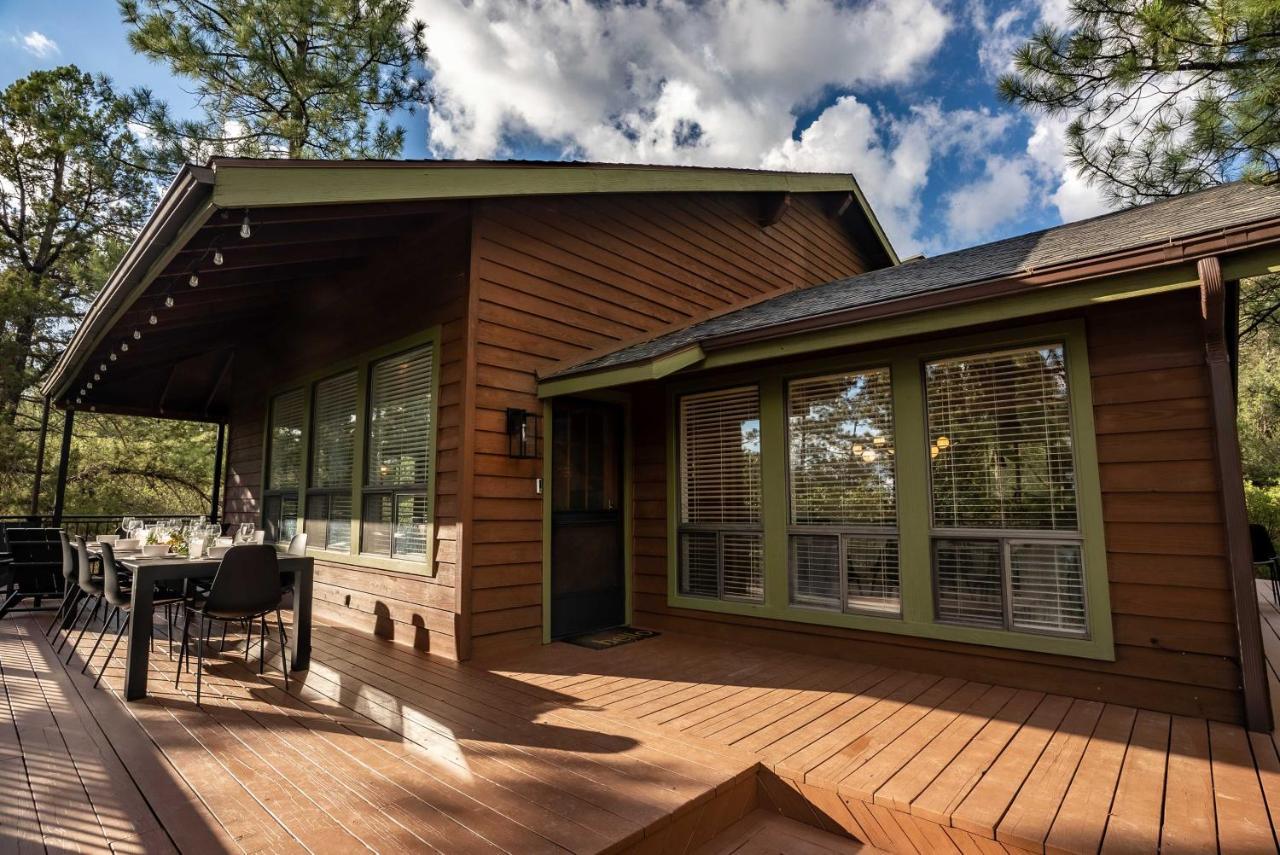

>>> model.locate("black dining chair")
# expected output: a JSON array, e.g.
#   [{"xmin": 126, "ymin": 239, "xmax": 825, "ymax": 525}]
[
  {"xmin": 81, "ymin": 542, "xmax": 185, "ymax": 688},
  {"xmin": 0, "ymin": 528, "xmax": 64, "ymax": 619},
  {"xmin": 1252, "ymin": 524, "xmax": 1280, "ymax": 606},
  {"xmin": 60, "ymin": 537, "xmax": 106, "ymax": 660},
  {"xmin": 45, "ymin": 532, "xmax": 85, "ymax": 640},
  {"xmin": 176, "ymin": 545, "xmax": 290, "ymax": 705}
]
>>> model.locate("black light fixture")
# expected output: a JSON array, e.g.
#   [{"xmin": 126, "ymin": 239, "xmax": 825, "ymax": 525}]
[{"xmin": 505, "ymin": 407, "xmax": 539, "ymax": 459}]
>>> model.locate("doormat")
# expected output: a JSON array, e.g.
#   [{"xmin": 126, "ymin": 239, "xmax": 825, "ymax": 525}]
[{"xmin": 563, "ymin": 626, "xmax": 660, "ymax": 650}]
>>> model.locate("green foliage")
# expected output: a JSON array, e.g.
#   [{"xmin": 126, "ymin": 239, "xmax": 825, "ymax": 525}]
[
  {"xmin": 1246, "ymin": 482, "xmax": 1280, "ymax": 551},
  {"xmin": 120, "ymin": 0, "xmax": 430, "ymax": 159},
  {"xmin": 999, "ymin": 0, "xmax": 1280, "ymax": 206},
  {"xmin": 1239, "ymin": 316, "xmax": 1280, "ymax": 485}
]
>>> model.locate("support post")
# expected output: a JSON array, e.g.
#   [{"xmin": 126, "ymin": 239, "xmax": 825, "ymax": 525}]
[
  {"xmin": 209, "ymin": 422, "xmax": 226, "ymax": 524},
  {"xmin": 51, "ymin": 407, "xmax": 74, "ymax": 527},
  {"xmin": 29, "ymin": 395, "xmax": 51, "ymax": 516},
  {"xmin": 1199, "ymin": 256, "xmax": 1272, "ymax": 732}
]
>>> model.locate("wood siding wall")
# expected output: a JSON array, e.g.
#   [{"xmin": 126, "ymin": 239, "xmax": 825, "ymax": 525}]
[
  {"xmin": 465, "ymin": 192, "xmax": 873, "ymax": 655},
  {"xmin": 222, "ymin": 216, "xmax": 470, "ymax": 658},
  {"xmin": 631, "ymin": 289, "xmax": 1249, "ymax": 724}
]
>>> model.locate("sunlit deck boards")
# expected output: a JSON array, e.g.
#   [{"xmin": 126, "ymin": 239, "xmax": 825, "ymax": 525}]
[
  {"xmin": 492, "ymin": 614, "xmax": 1280, "ymax": 855},
  {"xmin": 0, "ymin": 615, "xmax": 760, "ymax": 854}
]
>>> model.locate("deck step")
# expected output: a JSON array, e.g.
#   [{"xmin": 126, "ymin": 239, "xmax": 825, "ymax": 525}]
[{"xmin": 693, "ymin": 809, "xmax": 877, "ymax": 855}]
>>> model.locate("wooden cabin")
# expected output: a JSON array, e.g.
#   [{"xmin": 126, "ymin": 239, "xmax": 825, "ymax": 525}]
[{"xmin": 44, "ymin": 160, "xmax": 1280, "ymax": 731}]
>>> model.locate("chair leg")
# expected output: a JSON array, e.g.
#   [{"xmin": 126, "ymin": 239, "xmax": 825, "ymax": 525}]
[
  {"xmin": 45, "ymin": 587, "xmax": 76, "ymax": 639},
  {"xmin": 195, "ymin": 615, "xmax": 207, "ymax": 707},
  {"xmin": 55, "ymin": 594, "xmax": 90, "ymax": 655},
  {"xmin": 220, "ymin": 621, "xmax": 228, "ymax": 653},
  {"xmin": 175, "ymin": 608, "xmax": 192, "ymax": 688},
  {"xmin": 245, "ymin": 619, "xmax": 253, "ymax": 666},
  {"xmin": 94, "ymin": 611, "xmax": 130, "ymax": 689},
  {"xmin": 259, "ymin": 616, "xmax": 267, "ymax": 674},
  {"xmin": 81, "ymin": 605, "xmax": 118, "ymax": 675},
  {"xmin": 275, "ymin": 611, "xmax": 290, "ymax": 692},
  {"xmin": 66, "ymin": 597, "xmax": 102, "ymax": 664}
]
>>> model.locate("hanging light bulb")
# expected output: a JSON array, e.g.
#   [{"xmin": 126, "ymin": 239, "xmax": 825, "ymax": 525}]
[
  {"xmin": 189, "ymin": 273, "xmax": 199, "ymax": 287},
  {"xmin": 132, "ymin": 329, "xmax": 142, "ymax": 340},
  {"xmin": 75, "ymin": 397, "xmax": 82, "ymax": 405},
  {"xmin": 213, "ymin": 249, "xmax": 224, "ymax": 266},
  {"xmin": 930, "ymin": 444, "xmax": 939, "ymax": 459},
  {"xmin": 936, "ymin": 435, "xmax": 951, "ymax": 449},
  {"xmin": 109, "ymin": 352, "xmax": 117, "ymax": 362},
  {"xmin": 164, "ymin": 295, "xmax": 175, "ymax": 308},
  {"xmin": 148, "ymin": 313, "xmax": 158, "ymax": 325},
  {"xmin": 99, "ymin": 363, "xmax": 108, "ymax": 372},
  {"xmin": 93, "ymin": 373, "xmax": 100, "ymax": 381},
  {"xmin": 86, "ymin": 381, "xmax": 93, "ymax": 389},
  {"xmin": 121, "ymin": 341, "xmax": 129, "ymax": 352},
  {"xmin": 873, "ymin": 435, "xmax": 886, "ymax": 446},
  {"xmin": 239, "ymin": 212, "xmax": 252, "ymax": 239},
  {"xmin": 861, "ymin": 449, "xmax": 877, "ymax": 463}
]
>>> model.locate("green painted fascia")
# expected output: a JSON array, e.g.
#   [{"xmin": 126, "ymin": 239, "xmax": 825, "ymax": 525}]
[
  {"xmin": 265, "ymin": 326, "xmax": 442, "ymax": 576},
  {"xmin": 663, "ymin": 319, "xmax": 1115, "ymax": 661},
  {"xmin": 211, "ymin": 163, "xmax": 859, "ymax": 209},
  {"xmin": 538, "ymin": 345, "xmax": 705, "ymax": 399}
]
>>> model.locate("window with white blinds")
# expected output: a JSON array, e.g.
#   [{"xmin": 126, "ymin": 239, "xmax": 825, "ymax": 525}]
[
  {"xmin": 263, "ymin": 389, "xmax": 303, "ymax": 543},
  {"xmin": 677, "ymin": 386, "xmax": 763, "ymax": 602},
  {"xmin": 307, "ymin": 370, "xmax": 358, "ymax": 551},
  {"xmin": 787, "ymin": 368, "xmax": 899, "ymax": 614},
  {"xmin": 925, "ymin": 344, "xmax": 1086, "ymax": 636},
  {"xmin": 362, "ymin": 346, "xmax": 434, "ymax": 560}
]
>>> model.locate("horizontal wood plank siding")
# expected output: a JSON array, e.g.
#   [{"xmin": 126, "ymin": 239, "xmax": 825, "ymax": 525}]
[
  {"xmin": 468, "ymin": 192, "xmax": 871, "ymax": 654},
  {"xmin": 223, "ymin": 216, "xmax": 469, "ymax": 659},
  {"xmin": 630, "ymin": 290, "xmax": 1249, "ymax": 723}
]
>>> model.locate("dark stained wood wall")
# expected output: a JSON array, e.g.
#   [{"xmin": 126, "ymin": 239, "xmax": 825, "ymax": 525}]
[
  {"xmin": 464, "ymin": 192, "xmax": 874, "ymax": 655},
  {"xmin": 223, "ymin": 215, "xmax": 471, "ymax": 659},
  {"xmin": 630, "ymin": 289, "xmax": 1250, "ymax": 724}
]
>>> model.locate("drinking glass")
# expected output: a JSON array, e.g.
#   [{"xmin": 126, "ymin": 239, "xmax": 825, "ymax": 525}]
[{"xmin": 238, "ymin": 522, "xmax": 254, "ymax": 543}]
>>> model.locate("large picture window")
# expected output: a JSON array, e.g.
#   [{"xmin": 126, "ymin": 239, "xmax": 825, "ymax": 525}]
[
  {"xmin": 262, "ymin": 389, "xmax": 304, "ymax": 543},
  {"xmin": 306, "ymin": 370, "xmax": 358, "ymax": 551},
  {"xmin": 787, "ymin": 368, "xmax": 899, "ymax": 614},
  {"xmin": 925, "ymin": 344, "xmax": 1086, "ymax": 636},
  {"xmin": 677, "ymin": 386, "xmax": 763, "ymax": 602},
  {"xmin": 362, "ymin": 345, "xmax": 434, "ymax": 560}
]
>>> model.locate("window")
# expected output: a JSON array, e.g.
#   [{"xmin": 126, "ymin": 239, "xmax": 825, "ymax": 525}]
[
  {"xmin": 306, "ymin": 370, "xmax": 358, "ymax": 551},
  {"xmin": 787, "ymin": 369, "xmax": 899, "ymax": 614},
  {"xmin": 263, "ymin": 389, "xmax": 304, "ymax": 543},
  {"xmin": 925, "ymin": 344, "xmax": 1085, "ymax": 636},
  {"xmin": 362, "ymin": 346, "xmax": 434, "ymax": 560},
  {"xmin": 677, "ymin": 386, "xmax": 763, "ymax": 602}
]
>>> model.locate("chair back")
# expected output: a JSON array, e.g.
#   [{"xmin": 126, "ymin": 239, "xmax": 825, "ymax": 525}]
[
  {"xmin": 73, "ymin": 536, "xmax": 98, "ymax": 591},
  {"xmin": 59, "ymin": 531, "xmax": 77, "ymax": 582},
  {"xmin": 205, "ymin": 545, "xmax": 282, "ymax": 617},
  {"xmin": 286, "ymin": 532, "xmax": 308, "ymax": 556},
  {"xmin": 98, "ymin": 542, "xmax": 129, "ymax": 606},
  {"xmin": 1252, "ymin": 524, "xmax": 1278, "ymax": 563}
]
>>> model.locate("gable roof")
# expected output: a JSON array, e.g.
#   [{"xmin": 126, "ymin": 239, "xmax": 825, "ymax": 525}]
[{"xmin": 546, "ymin": 180, "xmax": 1280, "ymax": 382}]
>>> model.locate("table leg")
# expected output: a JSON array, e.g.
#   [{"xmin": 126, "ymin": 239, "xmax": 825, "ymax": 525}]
[
  {"xmin": 124, "ymin": 567, "xmax": 155, "ymax": 701},
  {"xmin": 291, "ymin": 562, "xmax": 312, "ymax": 671}
]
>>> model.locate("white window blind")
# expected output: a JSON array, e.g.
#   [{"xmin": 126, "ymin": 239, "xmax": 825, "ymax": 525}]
[
  {"xmin": 678, "ymin": 387, "xmax": 763, "ymax": 602},
  {"xmin": 263, "ymin": 389, "xmax": 303, "ymax": 543},
  {"xmin": 363, "ymin": 346, "xmax": 434, "ymax": 560},
  {"xmin": 308, "ymin": 371, "xmax": 358, "ymax": 551},
  {"xmin": 926, "ymin": 344, "xmax": 1086, "ymax": 636},
  {"xmin": 786, "ymin": 369, "xmax": 900, "ymax": 615}
]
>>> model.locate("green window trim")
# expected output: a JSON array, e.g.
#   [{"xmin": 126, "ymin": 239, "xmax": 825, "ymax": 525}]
[
  {"xmin": 665, "ymin": 319, "xmax": 1115, "ymax": 661},
  {"xmin": 260, "ymin": 327, "xmax": 442, "ymax": 576}
]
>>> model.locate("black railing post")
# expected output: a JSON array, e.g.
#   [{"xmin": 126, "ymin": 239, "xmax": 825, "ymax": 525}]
[
  {"xmin": 51, "ymin": 407, "xmax": 74, "ymax": 527},
  {"xmin": 209, "ymin": 422, "xmax": 226, "ymax": 523},
  {"xmin": 29, "ymin": 395, "xmax": 51, "ymax": 515}
]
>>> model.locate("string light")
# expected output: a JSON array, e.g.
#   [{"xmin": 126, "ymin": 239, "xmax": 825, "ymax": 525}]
[
  {"xmin": 109, "ymin": 352, "xmax": 117, "ymax": 362},
  {"xmin": 213, "ymin": 250, "xmax": 224, "ymax": 266},
  {"xmin": 86, "ymin": 381, "xmax": 93, "ymax": 389},
  {"xmin": 99, "ymin": 363, "xmax": 107, "ymax": 372},
  {"xmin": 132, "ymin": 329, "xmax": 142, "ymax": 340},
  {"xmin": 164, "ymin": 295, "xmax": 175, "ymax": 308},
  {"xmin": 93, "ymin": 373, "xmax": 100, "ymax": 381},
  {"xmin": 239, "ymin": 211, "xmax": 252, "ymax": 239},
  {"xmin": 148, "ymin": 313, "xmax": 158, "ymax": 325},
  {"xmin": 75, "ymin": 397, "xmax": 82, "ymax": 405},
  {"xmin": 189, "ymin": 273, "xmax": 199, "ymax": 287},
  {"xmin": 121, "ymin": 341, "xmax": 129, "ymax": 352}
]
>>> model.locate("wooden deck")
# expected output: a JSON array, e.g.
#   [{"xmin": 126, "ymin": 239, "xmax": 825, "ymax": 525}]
[{"xmin": 6, "ymin": 591, "xmax": 1280, "ymax": 854}]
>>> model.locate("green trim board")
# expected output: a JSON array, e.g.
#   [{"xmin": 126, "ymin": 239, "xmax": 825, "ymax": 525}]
[
  {"xmin": 538, "ymin": 346, "xmax": 706, "ymax": 399},
  {"xmin": 262, "ymin": 326, "xmax": 442, "ymax": 576},
  {"xmin": 663, "ymin": 320, "xmax": 1115, "ymax": 661}
]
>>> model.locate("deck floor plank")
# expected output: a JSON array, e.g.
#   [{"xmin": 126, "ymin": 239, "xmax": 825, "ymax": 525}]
[
  {"xmin": 1099, "ymin": 709, "xmax": 1170, "ymax": 855},
  {"xmin": 1042, "ymin": 704, "xmax": 1135, "ymax": 855},
  {"xmin": 1208, "ymin": 720, "xmax": 1274, "ymax": 854},
  {"xmin": 1158, "ymin": 715, "xmax": 1217, "ymax": 855}
]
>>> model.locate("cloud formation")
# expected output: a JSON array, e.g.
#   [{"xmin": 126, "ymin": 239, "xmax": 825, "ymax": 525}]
[{"xmin": 18, "ymin": 31, "xmax": 58, "ymax": 58}]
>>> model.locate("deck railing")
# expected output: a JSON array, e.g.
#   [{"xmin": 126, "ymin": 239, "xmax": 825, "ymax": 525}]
[{"xmin": 0, "ymin": 514, "xmax": 212, "ymax": 539}]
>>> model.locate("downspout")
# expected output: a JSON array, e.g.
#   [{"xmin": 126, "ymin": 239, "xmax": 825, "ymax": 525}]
[{"xmin": 1198, "ymin": 256, "xmax": 1272, "ymax": 731}]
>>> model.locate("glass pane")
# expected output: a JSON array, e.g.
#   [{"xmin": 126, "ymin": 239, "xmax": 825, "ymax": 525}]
[
  {"xmin": 267, "ymin": 389, "xmax": 304, "ymax": 490},
  {"xmin": 789, "ymin": 368, "xmax": 896, "ymax": 526},
  {"xmin": 326, "ymin": 493, "xmax": 352, "ymax": 551},
  {"xmin": 845, "ymin": 536, "xmax": 900, "ymax": 615},
  {"xmin": 367, "ymin": 346, "xmax": 434, "ymax": 488},
  {"xmin": 934, "ymin": 538, "xmax": 1003, "ymax": 628},
  {"xmin": 305, "ymin": 494, "xmax": 328, "ymax": 550},
  {"xmin": 280, "ymin": 495, "xmax": 298, "ymax": 541},
  {"xmin": 679, "ymin": 387, "xmax": 761, "ymax": 525},
  {"xmin": 552, "ymin": 404, "xmax": 620, "ymax": 513},
  {"xmin": 362, "ymin": 494, "xmax": 393, "ymax": 557},
  {"xmin": 394, "ymin": 494, "xmax": 430, "ymax": 560},
  {"xmin": 1010, "ymin": 541, "xmax": 1086, "ymax": 635},
  {"xmin": 679, "ymin": 531, "xmax": 719, "ymax": 597},
  {"xmin": 926, "ymin": 345, "xmax": 1077, "ymax": 531},
  {"xmin": 722, "ymin": 532, "xmax": 763, "ymax": 602},
  {"xmin": 310, "ymin": 372, "xmax": 358, "ymax": 489},
  {"xmin": 263, "ymin": 495, "xmax": 282, "ymax": 543},
  {"xmin": 790, "ymin": 534, "xmax": 840, "ymax": 609}
]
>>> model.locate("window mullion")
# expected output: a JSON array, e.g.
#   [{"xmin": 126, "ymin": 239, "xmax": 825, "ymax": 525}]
[
  {"xmin": 892, "ymin": 354, "xmax": 932, "ymax": 624},
  {"xmin": 350, "ymin": 363, "xmax": 368, "ymax": 557},
  {"xmin": 759, "ymin": 376, "xmax": 788, "ymax": 611}
]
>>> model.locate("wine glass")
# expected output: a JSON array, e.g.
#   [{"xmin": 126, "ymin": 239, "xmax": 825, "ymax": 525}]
[{"xmin": 238, "ymin": 522, "xmax": 254, "ymax": 543}]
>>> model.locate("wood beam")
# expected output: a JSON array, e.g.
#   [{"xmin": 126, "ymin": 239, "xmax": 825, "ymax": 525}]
[
  {"xmin": 828, "ymin": 191, "xmax": 854, "ymax": 217},
  {"xmin": 209, "ymin": 422, "xmax": 226, "ymax": 523},
  {"xmin": 156, "ymin": 363, "xmax": 179, "ymax": 415},
  {"xmin": 759, "ymin": 192, "xmax": 791, "ymax": 227},
  {"xmin": 174, "ymin": 217, "xmax": 414, "ymax": 259},
  {"xmin": 156, "ymin": 238, "xmax": 372, "ymax": 279},
  {"xmin": 29, "ymin": 396, "xmax": 50, "ymax": 516},
  {"xmin": 51, "ymin": 408, "xmax": 74, "ymax": 526},
  {"xmin": 205, "ymin": 352, "xmax": 234, "ymax": 415}
]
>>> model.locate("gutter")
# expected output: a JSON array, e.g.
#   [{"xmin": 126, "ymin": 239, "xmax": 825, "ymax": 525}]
[{"xmin": 42, "ymin": 166, "xmax": 217, "ymax": 403}]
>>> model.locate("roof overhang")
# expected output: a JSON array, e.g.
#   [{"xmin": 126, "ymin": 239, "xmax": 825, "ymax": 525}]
[
  {"xmin": 44, "ymin": 158, "xmax": 897, "ymax": 408},
  {"xmin": 536, "ymin": 218, "xmax": 1280, "ymax": 399}
]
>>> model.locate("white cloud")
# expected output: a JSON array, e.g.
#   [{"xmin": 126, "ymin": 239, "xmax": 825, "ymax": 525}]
[
  {"xmin": 1025, "ymin": 115, "xmax": 1111, "ymax": 221},
  {"xmin": 941, "ymin": 155, "xmax": 1033, "ymax": 243},
  {"xmin": 17, "ymin": 31, "xmax": 58, "ymax": 58}
]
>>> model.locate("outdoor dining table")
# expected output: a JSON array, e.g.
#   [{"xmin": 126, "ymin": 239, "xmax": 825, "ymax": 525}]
[{"xmin": 114, "ymin": 553, "xmax": 313, "ymax": 701}]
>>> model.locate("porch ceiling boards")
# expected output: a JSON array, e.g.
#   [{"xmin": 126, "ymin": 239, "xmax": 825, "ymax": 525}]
[{"xmin": 65, "ymin": 203, "xmax": 448, "ymax": 422}]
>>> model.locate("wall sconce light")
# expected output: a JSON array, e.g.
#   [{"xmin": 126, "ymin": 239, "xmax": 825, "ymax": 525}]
[{"xmin": 505, "ymin": 407, "xmax": 539, "ymax": 459}]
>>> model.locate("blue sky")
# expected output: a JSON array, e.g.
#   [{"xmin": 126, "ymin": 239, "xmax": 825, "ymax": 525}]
[{"xmin": 1, "ymin": 0, "xmax": 1111, "ymax": 257}]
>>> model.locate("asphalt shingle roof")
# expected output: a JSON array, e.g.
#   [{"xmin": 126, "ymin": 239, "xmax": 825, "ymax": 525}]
[{"xmin": 552, "ymin": 180, "xmax": 1280, "ymax": 378}]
